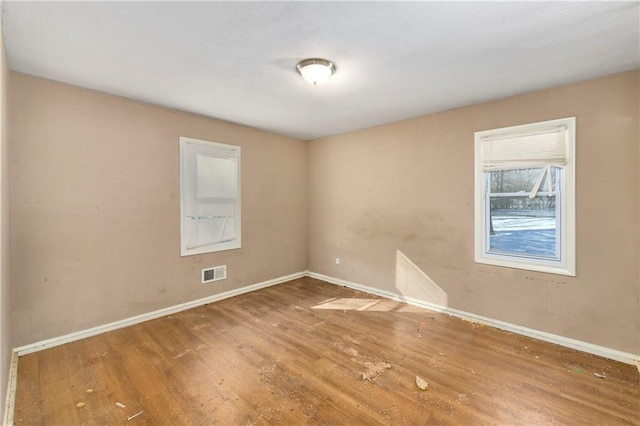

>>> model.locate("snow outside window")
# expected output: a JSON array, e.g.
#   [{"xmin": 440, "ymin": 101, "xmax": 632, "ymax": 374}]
[
  {"xmin": 474, "ymin": 118, "xmax": 575, "ymax": 276},
  {"xmin": 180, "ymin": 137, "xmax": 241, "ymax": 256}
]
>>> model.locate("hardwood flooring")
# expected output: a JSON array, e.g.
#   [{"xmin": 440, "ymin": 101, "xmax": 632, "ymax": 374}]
[{"xmin": 14, "ymin": 277, "xmax": 640, "ymax": 425}]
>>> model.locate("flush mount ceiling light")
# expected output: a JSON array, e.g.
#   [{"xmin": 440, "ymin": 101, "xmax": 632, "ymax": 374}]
[{"xmin": 296, "ymin": 58, "xmax": 336, "ymax": 86}]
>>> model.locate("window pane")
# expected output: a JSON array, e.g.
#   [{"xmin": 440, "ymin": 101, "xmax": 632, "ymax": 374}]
[
  {"xmin": 489, "ymin": 195, "xmax": 557, "ymax": 259},
  {"xmin": 489, "ymin": 167, "xmax": 557, "ymax": 194},
  {"xmin": 185, "ymin": 201, "xmax": 237, "ymax": 249},
  {"xmin": 537, "ymin": 167, "xmax": 558, "ymax": 193}
]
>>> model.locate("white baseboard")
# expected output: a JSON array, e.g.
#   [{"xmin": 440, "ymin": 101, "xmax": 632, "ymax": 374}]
[
  {"xmin": 11, "ymin": 268, "xmax": 640, "ymax": 365},
  {"xmin": 3, "ymin": 351, "xmax": 18, "ymax": 426},
  {"xmin": 14, "ymin": 271, "xmax": 307, "ymax": 356},
  {"xmin": 306, "ymin": 271, "xmax": 640, "ymax": 367}
]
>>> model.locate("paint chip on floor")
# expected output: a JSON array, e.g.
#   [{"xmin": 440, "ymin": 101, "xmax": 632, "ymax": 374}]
[
  {"xmin": 415, "ymin": 376, "xmax": 428, "ymax": 391},
  {"xmin": 128, "ymin": 411, "xmax": 144, "ymax": 421}
]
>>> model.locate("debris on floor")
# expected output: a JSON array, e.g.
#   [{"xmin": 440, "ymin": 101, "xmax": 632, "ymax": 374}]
[
  {"xmin": 76, "ymin": 402, "xmax": 85, "ymax": 409},
  {"xmin": 593, "ymin": 372, "xmax": 607, "ymax": 379},
  {"xmin": 85, "ymin": 388, "xmax": 94, "ymax": 394},
  {"xmin": 359, "ymin": 361, "xmax": 392, "ymax": 381},
  {"xmin": 415, "ymin": 376, "xmax": 428, "ymax": 391},
  {"xmin": 344, "ymin": 347, "xmax": 359, "ymax": 357},
  {"xmin": 470, "ymin": 322, "xmax": 485, "ymax": 330},
  {"xmin": 128, "ymin": 411, "xmax": 144, "ymax": 421},
  {"xmin": 116, "ymin": 402, "xmax": 127, "ymax": 408},
  {"xmin": 456, "ymin": 393, "xmax": 468, "ymax": 403}
]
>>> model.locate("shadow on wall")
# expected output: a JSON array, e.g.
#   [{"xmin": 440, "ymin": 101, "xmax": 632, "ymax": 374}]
[{"xmin": 395, "ymin": 250, "xmax": 448, "ymax": 307}]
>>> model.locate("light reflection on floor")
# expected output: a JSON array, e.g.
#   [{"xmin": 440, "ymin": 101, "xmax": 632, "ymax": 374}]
[{"xmin": 312, "ymin": 297, "xmax": 424, "ymax": 312}]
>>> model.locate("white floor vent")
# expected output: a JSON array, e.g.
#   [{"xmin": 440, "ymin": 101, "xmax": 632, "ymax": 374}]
[{"xmin": 202, "ymin": 265, "xmax": 227, "ymax": 283}]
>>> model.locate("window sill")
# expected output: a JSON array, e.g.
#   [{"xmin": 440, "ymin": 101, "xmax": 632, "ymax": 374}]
[{"xmin": 475, "ymin": 254, "xmax": 575, "ymax": 276}]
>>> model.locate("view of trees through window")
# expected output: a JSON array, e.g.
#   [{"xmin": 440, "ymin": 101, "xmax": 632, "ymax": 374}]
[{"xmin": 487, "ymin": 167, "xmax": 559, "ymax": 259}]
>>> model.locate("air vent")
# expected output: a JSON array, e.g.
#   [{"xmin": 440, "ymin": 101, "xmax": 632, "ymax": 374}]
[{"xmin": 202, "ymin": 265, "xmax": 227, "ymax": 284}]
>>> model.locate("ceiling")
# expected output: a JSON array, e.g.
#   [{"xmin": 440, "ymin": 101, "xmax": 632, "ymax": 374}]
[{"xmin": 2, "ymin": 1, "xmax": 639, "ymax": 140}]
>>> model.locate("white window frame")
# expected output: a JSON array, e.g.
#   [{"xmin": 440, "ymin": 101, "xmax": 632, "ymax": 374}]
[
  {"xmin": 474, "ymin": 118, "xmax": 576, "ymax": 276},
  {"xmin": 180, "ymin": 137, "xmax": 241, "ymax": 256}
]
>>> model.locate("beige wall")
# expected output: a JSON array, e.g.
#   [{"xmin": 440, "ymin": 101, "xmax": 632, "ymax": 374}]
[
  {"xmin": 0, "ymin": 15, "xmax": 11, "ymax": 420},
  {"xmin": 309, "ymin": 70, "xmax": 640, "ymax": 354},
  {"xmin": 9, "ymin": 73, "xmax": 308, "ymax": 347},
  {"xmin": 6, "ymin": 68, "xmax": 640, "ymax": 355}
]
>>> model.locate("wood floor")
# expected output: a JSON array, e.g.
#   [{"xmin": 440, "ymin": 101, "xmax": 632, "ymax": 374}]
[{"xmin": 14, "ymin": 277, "xmax": 640, "ymax": 425}]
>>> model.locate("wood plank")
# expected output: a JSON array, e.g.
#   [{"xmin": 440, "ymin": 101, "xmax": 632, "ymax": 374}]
[
  {"xmin": 13, "ymin": 354, "xmax": 41, "ymax": 426},
  {"xmin": 14, "ymin": 277, "xmax": 640, "ymax": 425}
]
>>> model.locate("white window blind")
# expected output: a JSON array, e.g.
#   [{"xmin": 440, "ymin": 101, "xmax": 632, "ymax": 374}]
[
  {"xmin": 481, "ymin": 126, "xmax": 568, "ymax": 172},
  {"xmin": 196, "ymin": 154, "xmax": 237, "ymax": 200}
]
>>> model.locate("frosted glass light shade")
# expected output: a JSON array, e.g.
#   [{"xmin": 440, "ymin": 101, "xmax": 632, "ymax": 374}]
[{"xmin": 296, "ymin": 58, "xmax": 335, "ymax": 85}]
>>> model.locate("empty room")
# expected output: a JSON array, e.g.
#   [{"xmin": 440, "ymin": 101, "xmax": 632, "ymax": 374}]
[{"xmin": 0, "ymin": 1, "xmax": 638, "ymax": 425}]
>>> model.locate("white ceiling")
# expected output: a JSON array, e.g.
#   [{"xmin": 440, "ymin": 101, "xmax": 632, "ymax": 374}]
[{"xmin": 2, "ymin": 1, "xmax": 639, "ymax": 140}]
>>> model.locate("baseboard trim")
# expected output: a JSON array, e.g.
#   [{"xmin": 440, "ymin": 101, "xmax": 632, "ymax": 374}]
[
  {"xmin": 15, "ymin": 271, "xmax": 307, "ymax": 356},
  {"xmin": 3, "ymin": 351, "xmax": 18, "ymax": 426},
  {"xmin": 12, "ymin": 269, "xmax": 640, "ymax": 366},
  {"xmin": 306, "ymin": 271, "xmax": 640, "ymax": 367}
]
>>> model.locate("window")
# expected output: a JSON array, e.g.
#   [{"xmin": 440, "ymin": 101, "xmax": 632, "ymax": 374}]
[
  {"xmin": 180, "ymin": 137, "xmax": 241, "ymax": 256},
  {"xmin": 474, "ymin": 118, "xmax": 575, "ymax": 276}
]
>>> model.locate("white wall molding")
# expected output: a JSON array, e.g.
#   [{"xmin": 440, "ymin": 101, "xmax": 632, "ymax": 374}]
[
  {"xmin": 306, "ymin": 271, "xmax": 640, "ymax": 367},
  {"xmin": 3, "ymin": 351, "xmax": 18, "ymax": 426},
  {"xmin": 14, "ymin": 271, "xmax": 306, "ymax": 356}
]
